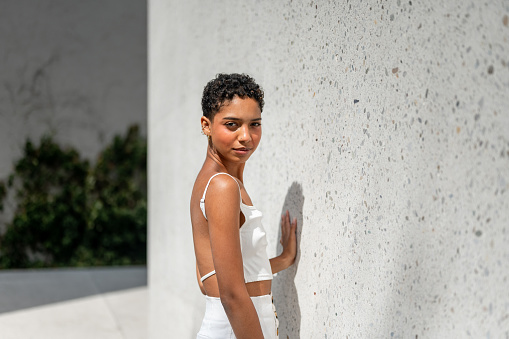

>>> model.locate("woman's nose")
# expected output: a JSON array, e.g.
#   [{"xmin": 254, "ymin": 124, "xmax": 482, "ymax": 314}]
[{"xmin": 238, "ymin": 125, "xmax": 251, "ymax": 142}]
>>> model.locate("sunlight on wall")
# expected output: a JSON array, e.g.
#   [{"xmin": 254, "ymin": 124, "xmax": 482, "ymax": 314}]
[{"xmin": 149, "ymin": 1, "xmax": 509, "ymax": 337}]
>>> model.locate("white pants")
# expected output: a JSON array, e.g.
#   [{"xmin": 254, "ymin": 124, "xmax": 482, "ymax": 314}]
[{"xmin": 196, "ymin": 294, "xmax": 279, "ymax": 339}]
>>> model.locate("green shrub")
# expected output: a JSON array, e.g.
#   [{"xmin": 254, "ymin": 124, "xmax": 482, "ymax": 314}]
[{"xmin": 0, "ymin": 125, "xmax": 146, "ymax": 268}]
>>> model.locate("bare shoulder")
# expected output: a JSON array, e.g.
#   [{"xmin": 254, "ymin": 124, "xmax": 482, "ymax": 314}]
[
  {"xmin": 206, "ymin": 174, "xmax": 240, "ymax": 199},
  {"xmin": 204, "ymin": 174, "xmax": 241, "ymax": 218}
]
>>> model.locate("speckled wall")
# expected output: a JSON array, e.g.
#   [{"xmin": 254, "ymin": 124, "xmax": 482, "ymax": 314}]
[{"xmin": 149, "ymin": 1, "xmax": 509, "ymax": 338}]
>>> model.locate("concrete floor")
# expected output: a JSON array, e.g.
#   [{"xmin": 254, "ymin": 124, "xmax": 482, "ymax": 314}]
[{"xmin": 0, "ymin": 267, "xmax": 147, "ymax": 339}]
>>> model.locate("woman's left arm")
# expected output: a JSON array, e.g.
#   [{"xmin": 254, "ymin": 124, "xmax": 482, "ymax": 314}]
[{"xmin": 270, "ymin": 210, "xmax": 297, "ymax": 274}]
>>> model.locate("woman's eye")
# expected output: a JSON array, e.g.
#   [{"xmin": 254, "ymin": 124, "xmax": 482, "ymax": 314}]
[
  {"xmin": 251, "ymin": 123, "xmax": 261, "ymax": 127},
  {"xmin": 225, "ymin": 122, "xmax": 237, "ymax": 127}
]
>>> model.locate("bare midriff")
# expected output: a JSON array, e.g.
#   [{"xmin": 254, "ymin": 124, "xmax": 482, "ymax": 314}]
[{"xmin": 202, "ymin": 278, "xmax": 272, "ymax": 298}]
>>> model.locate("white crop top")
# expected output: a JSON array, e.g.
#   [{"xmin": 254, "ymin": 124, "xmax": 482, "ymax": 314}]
[{"xmin": 199, "ymin": 173, "xmax": 273, "ymax": 284}]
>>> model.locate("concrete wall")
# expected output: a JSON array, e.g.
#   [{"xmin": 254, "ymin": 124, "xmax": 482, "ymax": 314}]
[
  {"xmin": 0, "ymin": 0, "xmax": 147, "ymax": 228},
  {"xmin": 149, "ymin": 1, "xmax": 509, "ymax": 338}
]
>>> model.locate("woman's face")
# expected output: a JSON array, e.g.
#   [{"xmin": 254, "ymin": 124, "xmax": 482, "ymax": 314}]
[{"xmin": 205, "ymin": 96, "xmax": 262, "ymax": 164}]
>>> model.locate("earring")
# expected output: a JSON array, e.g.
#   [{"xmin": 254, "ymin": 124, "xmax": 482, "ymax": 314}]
[{"xmin": 207, "ymin": 135, "xmax": 211, "ymax": 142}]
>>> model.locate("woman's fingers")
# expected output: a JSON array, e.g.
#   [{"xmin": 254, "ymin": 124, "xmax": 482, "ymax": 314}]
[
  {"xmin": 281, "ymin": 212, "xmax": 288, "ymax": 246},
  {"xmin": 279, "ymin": 211, "xmax": 298, "ymax": 264},
  {"xmin": 280, "ymin": 211, "xmax": 298, "ymax": 250}
]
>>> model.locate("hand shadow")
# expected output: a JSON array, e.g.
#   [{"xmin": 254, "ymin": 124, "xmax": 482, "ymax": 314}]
[{"xmin": 272, "ymin": 182, "xmax": 304, "ymax": 339}]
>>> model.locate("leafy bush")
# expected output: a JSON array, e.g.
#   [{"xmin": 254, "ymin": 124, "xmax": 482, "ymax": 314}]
[{"xmin": 0, "ymin": 125, "xmax": 146, "ymax": 268}]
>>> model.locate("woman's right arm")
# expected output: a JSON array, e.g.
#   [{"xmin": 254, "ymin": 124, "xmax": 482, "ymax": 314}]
[{"xmin": 205, "ymin": 176, "xmax": 264, "ymax": 339}]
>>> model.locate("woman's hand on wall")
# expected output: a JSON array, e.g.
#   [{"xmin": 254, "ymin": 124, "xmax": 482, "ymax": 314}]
[
  {"xmin": 280, "ymin": 210, "xmax": 297, "ymax": 266},
  {"xmin": 269, "ymin": 210, "xmax": 298, "ymax": 274}
]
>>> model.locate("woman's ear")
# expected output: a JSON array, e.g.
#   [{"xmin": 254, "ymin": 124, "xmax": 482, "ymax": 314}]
[{"xmin": 201, "ymin": 116, "xmax": 211, "ymax": 136}]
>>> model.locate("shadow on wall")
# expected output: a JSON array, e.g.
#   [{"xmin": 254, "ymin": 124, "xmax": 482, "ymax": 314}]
[{"xmin": 273, "ymin": 182, "xmax": 304, "ymax": 339}]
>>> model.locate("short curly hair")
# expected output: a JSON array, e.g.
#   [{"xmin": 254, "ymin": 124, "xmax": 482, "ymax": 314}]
[{"xmin": 201, "ymin": 73, "xmax": 264, "ymax": 120}]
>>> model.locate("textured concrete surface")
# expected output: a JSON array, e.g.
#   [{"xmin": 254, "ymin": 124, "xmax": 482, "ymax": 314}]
[
  {"xmin": 149, "ymin": 1, "xmax": 509, "ymax": 338},
  {"xmin": 0, "ymin": 0, "xmax": 147, "ymax": 232},
  {"xmin": 0, "ymin": 267, "xmax": 147, "ymax": 339},
  {"xmin": 0, "ymin": 288, "xmax": 147, "ymax": 339},
  {"xmin": 0, "ymin": 267, "xmax": 147, "ymax": 313}
]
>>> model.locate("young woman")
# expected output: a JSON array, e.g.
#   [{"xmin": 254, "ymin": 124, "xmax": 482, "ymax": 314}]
[{"xmin": 191, "ymin": 73, "xmax": 298, "ymax": 339}]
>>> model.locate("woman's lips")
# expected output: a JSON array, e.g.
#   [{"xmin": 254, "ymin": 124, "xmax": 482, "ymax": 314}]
[{"xmin": 233, "ymin": 147, "xmax": 251, "ymax": 155}]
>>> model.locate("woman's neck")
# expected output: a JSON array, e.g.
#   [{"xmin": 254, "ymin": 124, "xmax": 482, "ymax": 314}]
[{"xmin": 205, "ymin": 147, "xmax": 245, "ymax": 181}]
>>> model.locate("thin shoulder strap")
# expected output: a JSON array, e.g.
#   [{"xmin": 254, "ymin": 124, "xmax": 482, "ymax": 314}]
[
  {"xmin": 201, "ymin": 172, "xmax": 240, "ymax": 200},
  {"xmin": 200, "ymin": 172, "xmax": 241, "ymax": 220}
]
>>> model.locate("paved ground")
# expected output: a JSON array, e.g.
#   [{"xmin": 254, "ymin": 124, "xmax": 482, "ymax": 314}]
[{"xmin": 0, "ymin": 266, "xmax": 147, "ymax": 339}]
